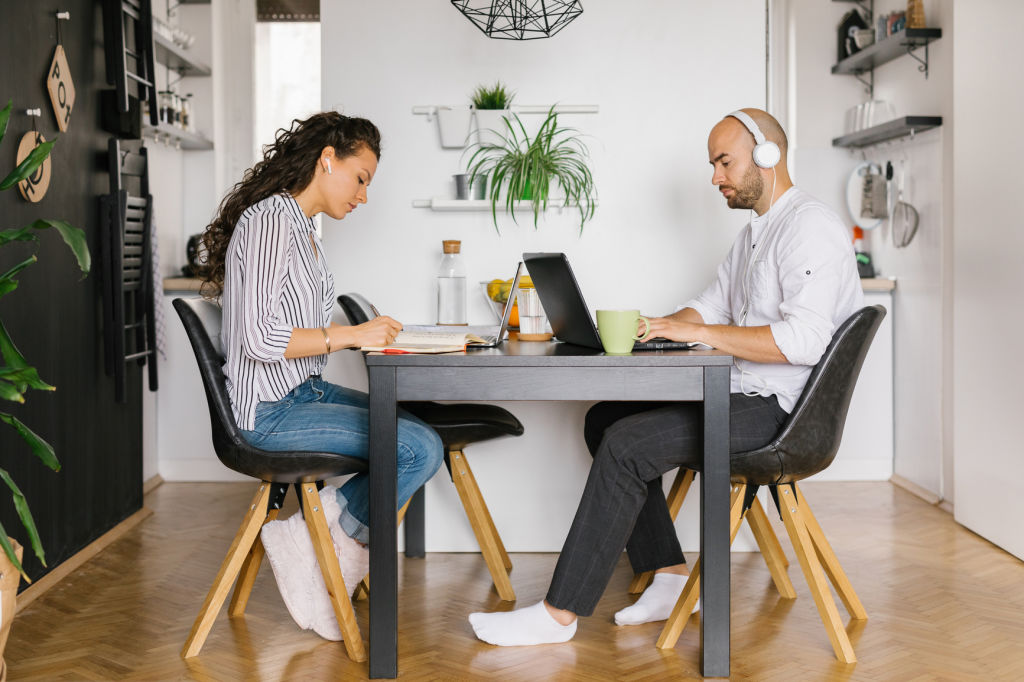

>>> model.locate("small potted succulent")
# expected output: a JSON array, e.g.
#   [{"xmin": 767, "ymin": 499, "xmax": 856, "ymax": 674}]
[{"xmin": 471, "ymin": 81, "xmax": 514, "ymax": 147}]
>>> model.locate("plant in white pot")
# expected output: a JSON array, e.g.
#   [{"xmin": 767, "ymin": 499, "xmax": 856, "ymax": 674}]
[
  {"xmin": 466, "ymin": 106, "xmax": 597, "ymax": 233},
  {"xmin": 0, "ymin": 99, "xmax": 90, "ymax": 675},
  {"xmin": 471, "ymin": 81, "xmax": 514, "ymax": 147}
]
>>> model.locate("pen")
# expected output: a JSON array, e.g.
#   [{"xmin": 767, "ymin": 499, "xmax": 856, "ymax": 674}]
[{"xmin": 369, "ymin": 302, "xmax": 382, "ymax": 318}]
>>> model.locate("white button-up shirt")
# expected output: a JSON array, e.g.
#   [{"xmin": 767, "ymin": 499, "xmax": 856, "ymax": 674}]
[{"xmin": 684, "ymin": 187, "xmax": 863, "ymax": 412}]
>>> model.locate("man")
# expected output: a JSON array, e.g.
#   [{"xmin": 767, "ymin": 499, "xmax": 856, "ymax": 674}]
[{"xmin": 469, "ymin": 109, "xmax": 863, "ymax": 646}]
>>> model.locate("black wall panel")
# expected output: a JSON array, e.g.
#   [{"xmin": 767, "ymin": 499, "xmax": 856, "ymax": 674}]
[{"xmin": 0, "ymin": 1, "xmax": 143, "ymax": 585}]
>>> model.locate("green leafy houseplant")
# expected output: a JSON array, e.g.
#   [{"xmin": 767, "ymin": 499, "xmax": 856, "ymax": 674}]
[
  {"xmin": 466, "ymin": 106, "xmax": 597, "ymax": 233},
  {"xmin": 470, "ymin": 81, "xmax": 514, "ymax": 110},
  {"xmin": 0, "ymin": 99, "xmax": 90, "ymax": 580}
]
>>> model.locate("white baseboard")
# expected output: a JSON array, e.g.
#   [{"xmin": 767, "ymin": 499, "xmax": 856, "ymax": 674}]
[
  {"xmin": 890, "ymin": 473, "xmax": 942, "ymax": 505},
  {"xmin": 159, "ymin": 458, "xmax": 251, "ymax": 482},
  {"xmin": 806, "ymin": 459, "xmax": 893, "ymax": 482}
]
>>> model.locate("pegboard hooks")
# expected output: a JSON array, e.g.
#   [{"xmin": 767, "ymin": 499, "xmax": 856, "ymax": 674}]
[{"xmin": 55, "ymin": 11, "xmax": 71, "ymax": 45}]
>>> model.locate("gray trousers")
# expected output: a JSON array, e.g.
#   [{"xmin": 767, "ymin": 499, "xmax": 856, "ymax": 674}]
[{"xmin": 545, "ymin": 394, "xmax": 788, "ymax": 616}]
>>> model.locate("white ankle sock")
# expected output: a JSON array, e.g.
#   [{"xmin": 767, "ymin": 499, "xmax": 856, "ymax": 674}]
[
  {"xmin": 469, "ymin": 601, "xmax": 577, "ymax": 646},
  {"xmin": 614, "ymin": 572, "xmax": 697, "ymax": 626}
]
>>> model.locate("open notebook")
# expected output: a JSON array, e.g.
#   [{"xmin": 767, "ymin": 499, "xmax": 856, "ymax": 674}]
[{"xmin": 361, "ymin": 263, "xmax": 524, "ymax": 353}]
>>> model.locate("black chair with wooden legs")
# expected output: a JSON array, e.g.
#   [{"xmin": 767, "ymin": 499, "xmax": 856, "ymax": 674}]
[
  {"xmin": 338, "ymin": 293, "xmax": 524, "ymax": 602},
  {"xmin": 657, "ymin": 305, "xmax": 885, "ymax": 664},
  {"xmin": 173, "ymin": 298, "xmax": 367, "ymax": 663},
  {"xmin": 628, "ymin": 468, "xmax": 795, "ymax": 600}
]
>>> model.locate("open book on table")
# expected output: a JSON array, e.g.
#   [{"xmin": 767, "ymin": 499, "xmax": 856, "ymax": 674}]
[{"xmin": 359, "ymin": 330, "xmax": 488, "ymax": 354}]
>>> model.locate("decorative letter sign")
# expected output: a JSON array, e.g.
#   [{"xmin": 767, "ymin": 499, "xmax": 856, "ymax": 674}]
[
  {"xmin": 16, "ymin": 132, "xmax": 52, "ymax": 203},
  {"xmin": 47, "ymin": 45, "xmax": 75, "ymax": 132}
]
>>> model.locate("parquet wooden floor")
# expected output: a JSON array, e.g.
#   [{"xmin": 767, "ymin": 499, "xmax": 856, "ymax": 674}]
[{"xmin": 6, "ymin": 481, "xmax": 1023, "ymax": 681}]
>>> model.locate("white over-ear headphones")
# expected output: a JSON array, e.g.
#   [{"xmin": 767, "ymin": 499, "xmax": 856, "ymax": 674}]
[{"xmin": 727, "ymin": 110, "xmax": 781, "ymax": 169}]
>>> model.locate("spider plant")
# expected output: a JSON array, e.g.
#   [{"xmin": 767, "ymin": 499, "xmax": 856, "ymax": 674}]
[
  {"xmin": 470, "ymin": 81, "xmax": 514, "ymax": 110},
  {"xmin": 0, "ymin": 99, "xmax": 90, "ymax": 579},
  {"xmin": 466, "ymin": 106, "xmax": 597, "ymax": 233}
]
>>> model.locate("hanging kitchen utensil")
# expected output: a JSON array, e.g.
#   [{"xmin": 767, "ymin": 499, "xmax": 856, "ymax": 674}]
[
  {"xmin": 846, "ymin": 161, "xmax": 884, "ymax": 230},
  {"xmin": 860, "ymin": 162, "xmax": 888, "ymax": 219},
  {"xmin": 892, "ymin": 159, "xmax": 920, "ymax": 248}
]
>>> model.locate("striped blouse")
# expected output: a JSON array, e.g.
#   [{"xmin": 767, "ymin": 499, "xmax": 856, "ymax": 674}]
[{"xmin": 221, "ymin": 193, "xmax": 335, "ymax": 430}]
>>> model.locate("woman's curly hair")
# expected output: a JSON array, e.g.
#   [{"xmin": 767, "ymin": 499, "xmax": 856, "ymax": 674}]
[{"xmin": 199, "ymin": 112, "xmax": 381, "ymax": 296}]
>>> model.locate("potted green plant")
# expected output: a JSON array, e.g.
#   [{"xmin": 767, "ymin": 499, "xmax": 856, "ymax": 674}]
[
  {"xmin": 0, "ymin": 98, "xmax": 90, "ymax": 670},
  {"xmin": 466, "ymin": 106, "xmax": 597, "ymax": 233},
  {"xmin": 471, "ymin": 81, "xmax": 514, "ymax": 147}
]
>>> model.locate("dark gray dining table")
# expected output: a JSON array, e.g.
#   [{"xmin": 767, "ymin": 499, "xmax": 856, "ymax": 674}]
[{"xmin": 366, "ymin": 339, "xmax": 733, "ymax": 678}]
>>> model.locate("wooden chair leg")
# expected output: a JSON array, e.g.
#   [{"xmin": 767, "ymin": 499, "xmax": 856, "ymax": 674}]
[
  {"xmin": 630, "ymin": 468, "xmax": 696, "ymax": 594},
  {"xmin": 182, "ymin": 483, "xmax": 272, "ymax": 658},
  {"xmin": 793, "ymin": 483, "xmax": 867, "ymax": 620},
  {"xmin": 299, "ymin": 484, "xmax": 366, "ymax": 663},
  {"xmin": 777, "ymin": 485, "xmax": 857, "ymax": 664},
  {"xmin": 745, "ymin": 496, "xmax": 797, "ymax": 599},
  {"xmin": 228, "ymin": 507, "xmax": 280, "ymax": 616},
  {"xmin": 448, "ymin": 450, "xmax": 516, "ymax": 601},
  {"xmin": 455, "ymin": 450, "xmax": 513, "ymax": 572},
  {"xmin": 657, "ymin": 484, "xmax": 746, "ymax": 649}
]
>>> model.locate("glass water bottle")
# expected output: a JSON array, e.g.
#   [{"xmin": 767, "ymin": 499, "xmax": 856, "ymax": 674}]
[{"xmin": 437, "ymin": 240, "xmax": 467, "ymax": 325}]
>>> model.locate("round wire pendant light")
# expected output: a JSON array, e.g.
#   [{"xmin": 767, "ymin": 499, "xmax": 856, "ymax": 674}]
[{"xmin": 452, "ymin": 1, "xmax": 584, "ymax": 40}]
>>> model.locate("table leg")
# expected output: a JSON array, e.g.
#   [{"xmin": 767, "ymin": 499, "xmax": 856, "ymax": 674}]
[
  {"xmin": 403, "ymin": 487, "xmax": 426, "ymax": 558},
  {"xmin": 700, "ymin": 366, "xmax": 731, "ymax": 677},
  {"xmin": 369, "ymin": 366, "xmax": 398, "ymax": 679}
]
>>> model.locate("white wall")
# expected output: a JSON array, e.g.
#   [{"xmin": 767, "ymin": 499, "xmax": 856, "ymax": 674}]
[
  {"xmin": 782, "ymin": 0, "xmax": 952, "ymax": 499},
  {"xmin": 951, "ymin": 1, "xmax": 1024, "ymax": 560},
  {"xmin": 149, "ymin": 0, "xmax": 257, "ymax": 483},
  {"xmin": 321, "ymin": 1, "xmax": 767, "ymax": 551}
]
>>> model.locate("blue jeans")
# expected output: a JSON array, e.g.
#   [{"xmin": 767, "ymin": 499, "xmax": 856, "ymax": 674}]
[{"xmin": 240, "ymin": 376, "xmax": 444, "ymax": 544}]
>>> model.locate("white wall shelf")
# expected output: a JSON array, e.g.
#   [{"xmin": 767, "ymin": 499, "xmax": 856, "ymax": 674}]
[
  {"xmin": 143, "ymin": 122, "xmax": 213, "ymax": 150},
  {"xmin": 153, "ymin": 32, "xmax": 211, "ymax": 76},
  {"xmin": 411, "ymin": 198, "xmax": 596, "ymax": 211},
  {"xmin": 412, "ymin": 104, "xmax": 598, "ymax": 118}
]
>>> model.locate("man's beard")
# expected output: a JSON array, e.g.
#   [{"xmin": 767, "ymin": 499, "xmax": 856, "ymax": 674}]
[{"xmin": 725, "ymin": 165, "xmax": 763, "ymax": 209}]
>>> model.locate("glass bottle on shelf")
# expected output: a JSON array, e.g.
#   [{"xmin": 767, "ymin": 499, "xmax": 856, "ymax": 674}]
[
  {"xmin": 437, "ymin": 239, "xmax": 467, "ymax": 325},
  {"xmin": 172, "ymin": 92, "xmax": 182, "ymax": 128},
  {"xmin": 159, "ymin": 91, "xmax": 173, "ymax": 125},
  {"xmin": 181, "ymin": 94, "xmax": 192, "ymax": 131}
]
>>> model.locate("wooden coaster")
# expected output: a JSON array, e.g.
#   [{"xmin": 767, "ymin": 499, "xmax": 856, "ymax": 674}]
[{"xmin": 517, "ymin": 332, "xmax": 553, "ymax": 342}]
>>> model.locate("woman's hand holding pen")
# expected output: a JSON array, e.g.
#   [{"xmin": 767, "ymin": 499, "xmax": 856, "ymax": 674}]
[{"xmin": 350, "ymin": 315, "xmax": 402, "ymax": 348}]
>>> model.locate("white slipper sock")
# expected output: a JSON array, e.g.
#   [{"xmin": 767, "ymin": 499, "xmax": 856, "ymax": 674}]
[
  {"xmin": 614, "ymin": 572, "xmax": 697, "ymax": 626},
  {"xmin": 469, "ymin": 601, "xmax": 577, "ymax": 646},
  {"xmin": 261, "ymin": 513, "xmax": 319, "ymax": 631}
]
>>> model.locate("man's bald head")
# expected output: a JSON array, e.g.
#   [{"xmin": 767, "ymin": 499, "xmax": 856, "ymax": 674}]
[
  {"xmin": 717, "ymin": 108, "xmax": 788, "ymax": 162},
  {"xmin": 708, "ymin": 108, "xmax": 793, "ymax": 215}
]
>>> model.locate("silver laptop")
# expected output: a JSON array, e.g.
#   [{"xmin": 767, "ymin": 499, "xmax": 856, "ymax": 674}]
[{"xmin": 403, "ymin": 262, "xmax": 524, "ymax": 348}]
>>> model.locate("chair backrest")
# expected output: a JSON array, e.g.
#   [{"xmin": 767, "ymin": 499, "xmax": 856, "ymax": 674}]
[
  {"xmin": 735, "ymin": 305, "xmax": 887, "ymax": 485},
  {"xmin": 172, "ymin": 297, "xmax": 369, "ymax": 483},
  {"xmin": 338, "ymin": 293, "xmax": 374, "ymax": 326},
  {"xmin": 171, "ymin": 298, "xmax": 246, "ymax": 463}
]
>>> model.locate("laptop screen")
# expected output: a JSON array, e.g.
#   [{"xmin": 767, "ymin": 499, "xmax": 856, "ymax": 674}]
[{"xmin": 522, "ymin": 253, "xmax": 603, "ymax": 349}]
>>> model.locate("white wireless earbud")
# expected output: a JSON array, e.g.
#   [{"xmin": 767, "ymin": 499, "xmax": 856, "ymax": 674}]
[{"xmin": 325, "ymin": 158, "xmax": 332, "ymax": 175}]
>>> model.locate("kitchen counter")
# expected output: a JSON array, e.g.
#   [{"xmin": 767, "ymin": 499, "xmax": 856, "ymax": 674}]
[
  {"xmin": 163, "ymin": 277, "xmax": 204, "ymax": 293},
  {"xmin": 860, "ymin": 277, "xmax": 896, "ymax": 292}
]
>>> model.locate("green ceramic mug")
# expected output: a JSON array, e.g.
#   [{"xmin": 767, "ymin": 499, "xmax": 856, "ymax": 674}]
[{"xmin": 596, "ymin": 309, "xmax": 650, "ymax": 355}]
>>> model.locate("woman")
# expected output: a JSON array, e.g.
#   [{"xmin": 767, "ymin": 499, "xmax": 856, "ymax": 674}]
[{"xmin": 200, "ymin": 112, "xmax": 444, "ymax": 640}]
